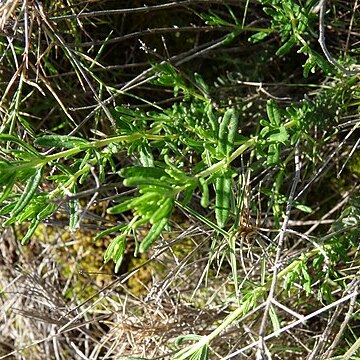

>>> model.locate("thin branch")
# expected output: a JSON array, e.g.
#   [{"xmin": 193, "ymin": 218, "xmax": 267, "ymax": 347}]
[
  {"xmin": 224, "ymin": 288, "xmax": 359, "ymax": 359},
  {"xmin": 317, "ymin": 0, "xmax": 360, "ymax": 76},
  {"xmin": 295, "ymin": 121, "xmax": 360, "ymax": 201},
  {"xmin": 49, "ymin": 1, "xmax": 240, "ymax": 21},
  {"xmin": 322, "ymin": 278, "xmax": 360, "ymax": 359},
  {"xmin": 256, "ymin": 146, "xmax": 302, "ymax": 357}
]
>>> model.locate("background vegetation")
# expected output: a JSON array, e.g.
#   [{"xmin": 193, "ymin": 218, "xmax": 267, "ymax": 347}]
[{"xmin": 0, "ymin": 0, "xmax": 359, "ymax": 359}]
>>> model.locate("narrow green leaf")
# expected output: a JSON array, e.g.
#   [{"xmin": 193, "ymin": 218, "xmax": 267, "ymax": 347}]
[
  {"xmin": 34, "ymin": 135, "xmax": 89, "ymax": 149},
  {"xmin": 194, "ymin": 73, "xmax": 209, "ymax": 94},
  {"xmin": 139, "ymin": 217, "xmax": 168, "ymax": 253},
  {"xmin": 0, "ymin": 134, "xmax": 40, "ymax": 156},
  {"xmin": 37, "ymin": 202, "xmax": 56, "ymax": 220},
  {"xmin": 124, "ymin": 177, "xmax": 173, "ymax": 190},
  {"xmin": 226, "ymin": 109, "xmax": 239, "ymax": 155},
  {"xmin": 269, "ymin": 305, "xmax": 280, "ymax": 333},
  {"xmin": 0, "ymin": 202, "xmax": 16, "ymax": 216},
  {"xmin": 150, "ymin": 197, "xmax": 174, "ymax": 224},
  {"xmin": 0, "ymin": 172, "xmax": 16, "ymax": 204},
  {"xmin": 3, "ymin": 167, "xmax": 43, "ymax": 226},
  {"xmin": 165, "ymin": 168, "xmax": 190, "ymax": 183},
  {"xmin": 266, "ymin": 143, "xmax": 280, "ymax": 165},
  {"xmin": 199, "ymin": 178, "xmax": 209, "ymax": 208},
  {"xmin": 114, "ymin": 235, "xmax": 127, "ymax": 273},
  {"xmin": 120, "ymin": 166, "xmax": 167, "ymax": 179},
  {"xmin": 223, "ymin": 31, "xmax": 238, "ymax": 45},
  {"xmin": 218, "ymin": 108, "xmax": 239, "ymax": 157},
  {"xmin": 138, "ymin": 141, "xmax": 154, "ymax": 167},
  {"xmin": 94, "ymin": 224, "xmax": 126, "ymax": 242},
  {"xmin": 295, "ymin": 204, "xmax": 312, "ymax": 213},
  {"xmin": 21, "ymin": 219, "xmax": 41, "ymax": 245},
  {"xmin": 276, "ymin": 36, "xmax": 296, "ymax": 56},
  {"xmin": 69, "ymin": 197, "xmax": 79, "ymax": 231},
  {"xmin": 248, "ymin": 31, "xmax": 269, "ymax": 44},
  {"xmin": 266, "ymin": 99, "xmax": 281, "ymax": 126},
  {"xmin": 268, "ymin": 126, "xmax": 288, "ymax": 144},
  {"xmin": 206, "ymin": 104, "xmax": 218, "ymax": 134},
  {"xmin": 215, "ymin": 171, "xmax": 232, "ymax": 228},
  {"xmin": 175, "ymin": 334, "xmax": 203, "ymax": 347},
  {"xmin": 189, "ymin": 345, "xmax": 209, "ymax": 360},
  {"xmin": 107, "ymin": 192, "xmax": 159, "ymax": 214},
  {"xmin": 303, "ymin": 56, "xmax": 316, "ymax": 78},
  {"xmin": 16, "ymin": 202, "xmax": 39, "ymax": 223},
  {"xmin": 104, "ymin": 233, "xmax": 126, "ymax": 263},
  {"xmin": 301, "ymin": 264, "xmax": 312, "ymax": 295},
  {"xmin": 182, "ymin": 185, "xmax": 196, "ymax": 205}
]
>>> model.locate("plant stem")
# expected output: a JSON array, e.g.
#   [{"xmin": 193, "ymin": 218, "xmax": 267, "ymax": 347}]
[{"xmin": 196, "ymin": 136, "xmax": 258, "ymax": 178}]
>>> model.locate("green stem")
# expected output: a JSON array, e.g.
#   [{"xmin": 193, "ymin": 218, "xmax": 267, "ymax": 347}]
[
  {"xmin": 196, "ymin": 136, "xmax": 258, "ymax": 178},
  {"xmin": 175, "ymin": 288, "xmax": 264, "ymax": 360},
  {"xmin": 44, "ymin": 133, "xmax": 172, "ymax": 163}
]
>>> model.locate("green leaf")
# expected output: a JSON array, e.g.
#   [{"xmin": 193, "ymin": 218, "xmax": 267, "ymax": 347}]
[
  {"xmin": 3, "ymin": 167, "xmax": 43, "ymax": 226},
  {"xmin": 248, "ymin": 31, "xmax": 269, "ymax": 43},
  {"xmin": 199, "ymin": 178, "xmax": 209, "ymax": 208},
  {"xmin": 149, "ymin": 197, "xmax": 174, "ymax": 224},
  {"xmin": 312, "ymin": 50, "xmax": 334, "ymax": 75},
  {"xmin": 223, "ymin": 31, "xmax": 238, "ymax": 45},
  {"xmin": 276, "ymin": 36, "xmax": 297, "ymax": 56},
  {"xmin": 215, "ymin": 171, "xmax": 232, "ymax": 228},
  {"xmin": 189, "ymin": 345, "xmax": 209, "ymax": 360},
  {"xmin": 139, "ymin": 217, "xmax": 168, "ymax": 253},
  {"xmin": 120, "ymin": 166, "xmax": 167, "ymax": 179},
  {"xmin": 301, "ymin": 264, "xmax": 312, "ymax": 295},
  {"xmin": 206, "ymin": 104, "xmax": 218, "ymax": 134},
  {"xmin": 123, "ymin": 177, "xmax": 173, "ymax": 190},
  {"xmin": 266, "ymin": 99, "xmax": 281, "ymax": 126},
  {"xmin": 218, "ymin": 108, "xmax": 239, "ymax": 157},
  {"xmin": 194, "ymin": 73, "xmax": 209, "ymax": 94},
  {"xmin": 268, "ymin": 125, "xmax": 288, "ymax": 144},
  {"xmin": 138, "ymin": 141, "xmax": 154, "ymax": 167},
  {"xmin": 37, "ymin": 202, "xmax": 56, "ymax": 220},
  {"xmin": 319, "ymin": 282, "xmax": 333, "ymax": 303},
  {"xmin": 104, "ymin": 233, "xmax": 127, "ymax": 270},
  {"xmin": 165, "ymin": 168, "xmax": 191, "ymax": 184},
  {"xmin": 174, "ymin": 334, "xmax": 203, "ymax": 347},
  {"xmin": 182, "ymin": 185, "xmax": 196, "ymax": 205},
  {"xmin": 94, "ymin": 224, "xmax": 126, "ymax": 242},
  {"xmin": 34, "ymin": 135, "xmax": 89, "ymax": 149},
  {"xmin": 16, "ymin": 202, "xmax": 39, "ymax": 223},
  {"xmin": 294, "ymin": 204, "xmax": 312, "ymax": 213},
  {"xmin": 266, "ymin": 143, "xmax": 280, "ymax": 165},
  {"xmin": 21, "ymin": 219, "xmax": 41, "ymax": 245},
  {"xmin": 107, "ymin": 192, "xmax": 160, "ymax": 214},
  {"xmin": 0, "ymin": 172, "xmax": 16, "ymax": 204},
  {"xmin": 0, "ymin": 202, "xmax": 16, "ymax": 216},
  {"xmin": 303, "ymin": 56, "xmax": 316, "ymax": 78},
  {"xmin": 290, "ymin": 131, "xmax": 301, "ymax": 145},
  {"xmin": 69, "ymin": 190, "xmax": 79, "ymax": 231},
  {"xmin": 0, "ymin": 134, "xmax": 40, "ymax": 156},
  {"xmin": 269, "ymin": 305, "xmax": 280, "ymax": 333}
]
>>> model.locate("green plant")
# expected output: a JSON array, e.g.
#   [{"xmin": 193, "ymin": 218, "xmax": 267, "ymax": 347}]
[{"xmin": 0, "ymin": 1, "xmax": 359, "ymax": 359}]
